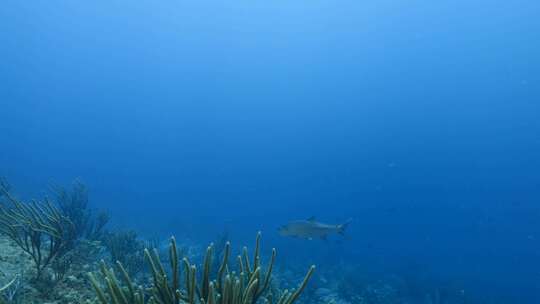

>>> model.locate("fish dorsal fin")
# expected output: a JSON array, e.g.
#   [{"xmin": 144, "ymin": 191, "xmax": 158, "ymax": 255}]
[{"xmin": 307, "ymin": 216, "xmax": 316, "ymax": 222}]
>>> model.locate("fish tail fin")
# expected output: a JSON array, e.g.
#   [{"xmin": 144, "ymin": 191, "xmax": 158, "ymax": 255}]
[{"xmin": 338, "ymin": 218, "xmax": 352, "ymax": 236}]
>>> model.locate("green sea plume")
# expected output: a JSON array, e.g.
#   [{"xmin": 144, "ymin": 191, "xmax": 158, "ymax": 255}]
[
  {"xmin": 89, "ymin": 232, "xmax": 315, "ymax": 304},
  {"xmin": 0, "ymin": 182, "xmax": 76, "ymax": 280}
]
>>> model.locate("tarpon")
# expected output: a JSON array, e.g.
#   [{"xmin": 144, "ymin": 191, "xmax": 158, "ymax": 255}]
[{"xmin": 278, "ymin": 217, "xmax": 352, "ymax": 240}]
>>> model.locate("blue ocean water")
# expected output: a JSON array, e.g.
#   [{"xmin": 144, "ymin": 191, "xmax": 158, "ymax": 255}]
[{"xmin": 0, "ymin": 0, "xmax": 539, "ymax": 303}]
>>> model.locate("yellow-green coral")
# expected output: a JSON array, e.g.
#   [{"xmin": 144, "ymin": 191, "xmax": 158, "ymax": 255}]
[
  {"xmin": 89, "ymin": 232, "xmax": 315, "ymax": 304},
  {"xmin": 0, "ymin": 184, "xmax": 76, "ymax": 280}
]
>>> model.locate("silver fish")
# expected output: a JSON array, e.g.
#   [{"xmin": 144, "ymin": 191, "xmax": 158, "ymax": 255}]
[{"xmin": 278, "ymin": 217, "xmax": 352, "ymax": 240}]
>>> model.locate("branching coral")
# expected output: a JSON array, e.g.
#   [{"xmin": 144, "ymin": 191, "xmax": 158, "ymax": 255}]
[
  {"xmin": 51, "ymin": 179, "xmax": 110, "ymax": 240},
  {"xmin": 0, "ymin": 183, "xmax": 77, "ymax": 280},
  {"xmin": 102, "ymin": 230, "xmax": 146, "ymax": 277},
  {"xmin": 89, "ymin": 232, "xmax": 315, "ymax": 304}
]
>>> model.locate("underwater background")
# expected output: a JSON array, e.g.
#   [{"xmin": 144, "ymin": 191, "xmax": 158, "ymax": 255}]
[{"xmin": 1, "ymin": 0, "xmax": 539, "ymax": 303}]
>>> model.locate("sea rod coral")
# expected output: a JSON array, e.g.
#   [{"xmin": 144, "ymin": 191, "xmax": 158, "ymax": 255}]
[{"xmin": 89, "ymin": 232, "xmax": 315, "ymax": 304}]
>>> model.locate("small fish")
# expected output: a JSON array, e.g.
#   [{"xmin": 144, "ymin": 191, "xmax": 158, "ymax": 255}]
[{"xmin": 278, "ymin": 217, "xmax": 352, "ymax": 240}]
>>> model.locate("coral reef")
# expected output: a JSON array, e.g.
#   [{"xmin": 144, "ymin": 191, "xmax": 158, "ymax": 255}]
[
  {"xmin": 0, "ymin": 180, "xmax": 321, "ymax": 304},
  {"xmin": 0, "ymin": 235, "xmax": 102, "ymax": 303},
  {"xmin": 51, "ymin": 180, "xmax": 110, "ymax": 241},
  {"xmin": 0, "ymin": 183, "xmax": 77, "ymax": 280},
  {"xmin": 102, "ymin": 230, "xmax": 146, "ymax": 277},
  {"xmin": 89, "ymin": 232, "xmax": 315, "ymax": 304}
]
